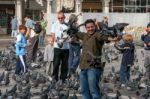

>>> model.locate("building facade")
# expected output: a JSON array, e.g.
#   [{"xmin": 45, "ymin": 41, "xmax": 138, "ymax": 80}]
[
  {"xmin": 0, "ymin": 0, "xmax": 46, "ymax": 34},
  {"xmin": 0, "ymin": 0, "xmax": 149, "ymax": 34}
]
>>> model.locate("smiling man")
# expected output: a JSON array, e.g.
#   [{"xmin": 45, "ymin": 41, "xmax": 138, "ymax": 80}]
[{"xmin": 72, "ymin": 19, "xmax": 118, "ymax": 99}]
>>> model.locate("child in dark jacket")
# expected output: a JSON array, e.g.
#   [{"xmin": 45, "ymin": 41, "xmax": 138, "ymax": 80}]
[
  {"xmin": 141, "ymin": 23, "xmax": 150, "ymax": 79},
  {"xmin": 114, "ymin": 34, "xmax": 135, "ymax": 86}
]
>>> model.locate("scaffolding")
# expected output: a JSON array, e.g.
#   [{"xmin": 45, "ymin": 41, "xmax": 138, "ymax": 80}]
[{"xmin": 110, "ymin": 0, "xmax": 150, "ymax": 13}]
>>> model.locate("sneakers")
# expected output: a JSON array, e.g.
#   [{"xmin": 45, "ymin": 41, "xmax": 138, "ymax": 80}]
[
  {"xmin": 31, "ymin": 62, "xmax": 38, "ymax": 67},
  {"xmin": 48, "ymin": 76, "xmax": 53, "ymax": 81},
  {"xmin": 126, "ymin": 86, "xmax": 131, "ymax": 90},
  {"xmin": 120, "ymin": 83, "xmax": 132, "ymax": 90},
  {"xmin": 139, "ymin": 83, "xmax": 146, "ymax": 88},
  {"xmin": 121, "ymin": 84, "xmax": 125, "ymax": 88}
]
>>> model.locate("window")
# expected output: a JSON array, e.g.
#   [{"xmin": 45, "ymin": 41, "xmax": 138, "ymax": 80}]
[
  {"xmin": 25, "ymin": 9, "xmax": 41, "ymax": 21},
  {"xmin": 111, "ymin": 0, "xmax": 150, "ymax": 13}
]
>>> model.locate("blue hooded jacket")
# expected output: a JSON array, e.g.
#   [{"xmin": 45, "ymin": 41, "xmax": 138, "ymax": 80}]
[{"xmin": 15, "ymin": 33, "xmax": 27, "ymax": 56}]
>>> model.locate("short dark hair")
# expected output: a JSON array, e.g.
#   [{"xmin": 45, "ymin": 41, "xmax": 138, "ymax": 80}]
[
  {"xmin": 24, "ymin": 15, "xmax": 30, "ymax": 18},
  {"xmin": 147, "ymin": 22, "xmax": 150, "ymax": 28},
  {"xmin": 19, "ymin": 25, "xmax": 27, "ymax": 31},
  {"xmin": 84, "ymin": 19, "xmax": 95, "ymax": 27},
  {"xmin": 57, "ymin": 10, "xmax": 65, "ymax": 15}
]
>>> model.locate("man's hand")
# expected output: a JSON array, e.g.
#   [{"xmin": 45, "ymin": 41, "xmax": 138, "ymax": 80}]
[
  {"xmin": 142, "ymin": 28, "xmax": 148, "ymax": 35},
  {"xmin": 108, "ymin": 37, "xmax": 119, "ymax": 41},
  {"xmin": 66, "ymin": 27, "xmax": 78, "ymax": 36}
]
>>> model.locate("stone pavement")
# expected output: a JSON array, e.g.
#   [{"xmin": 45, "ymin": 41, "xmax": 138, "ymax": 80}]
[
  {"xmin": 0, "ymin": 35, "xmax": 147, "ymax": 99},
  {"xmin": 0, "ymin": 35, "xmax": 14, "ymax": 50}
]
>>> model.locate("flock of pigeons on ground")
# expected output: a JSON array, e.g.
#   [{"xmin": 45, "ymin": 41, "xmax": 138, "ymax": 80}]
[{"xmin": 0, "ymin": 42, "xmax": 150, "ymax": 99}]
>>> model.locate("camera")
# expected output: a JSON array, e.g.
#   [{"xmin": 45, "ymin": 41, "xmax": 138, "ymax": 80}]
[{"xmin": 87, "ymin": 57, "xmax": 101, "ymax": 67}]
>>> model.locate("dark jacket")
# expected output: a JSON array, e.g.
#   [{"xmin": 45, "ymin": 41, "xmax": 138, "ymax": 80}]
[
  {"xmin": 76, "ymin": 31, "xmax": 108, "ymax": 69},
  {"xmin": 141, "ymin": 32, "xmax": 150, "ymax": 50},
  {"xmin": 114, "ymin": 41, "xmax": 135, "ymax": 66}
]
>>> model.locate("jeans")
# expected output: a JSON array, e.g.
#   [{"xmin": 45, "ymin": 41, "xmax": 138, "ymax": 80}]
[
  {"xmin": 15, "ymin": 55, "xmax": 26, "ymax": 75},
  {"xmin": 39, "ymin": 35, "xmax": 45, "ymax": 45},
  {"xmin": 39, "ymin": 29, "xmax": 45, "ymax": 45},
  {"xmin": 80, "ymin": 68, "xmax": 103, "ymax": 99},
  {"xmin": 68, "ymin": 44, "xmax": 80, "ymax": 73},
  {"xmin": 119, "ymin": 65, "xmax": 130, "ymax": 84},
  {"xmin": 11, "ymin": 30, "xmax": 17, "ymax": 37}
]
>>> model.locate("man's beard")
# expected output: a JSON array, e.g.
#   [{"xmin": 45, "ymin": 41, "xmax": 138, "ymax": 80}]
[{"xmin": 89, "ymin": 30, "xmax": 96, "ymax": 35}]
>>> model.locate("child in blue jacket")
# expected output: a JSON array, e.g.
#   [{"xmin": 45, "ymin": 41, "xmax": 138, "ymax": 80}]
[{"xmin": 15, "ymin": 25, "xmax": 27, "ymax": 75}]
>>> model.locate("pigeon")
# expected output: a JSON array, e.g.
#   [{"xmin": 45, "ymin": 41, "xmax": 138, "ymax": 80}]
[
  {"xmin": 1, "ymin": 89, "xmax": 8, "ymax": 98},
  {"xmin": 40, "ymin": 93, "xmax": 48, "ymax": 99},
  {"xmin": 7, "ymin": 95, "xmax": 13, "ymax": 99},
  {"xmin": 50, "ymin": 89, "xmax": 59, "ymax": 98},
  {"xmin": 115, "ymin": 90, "xmax": 121, "ymax": 99},
  {"xmin": 0, "ymin": 72, "xmax": 4, "ymax": 83},
  {"xmin": 7, "ymin": 84, "xmax": 17, "ymax": 95},
  {"xmin": 0, "ymin": 89, "xmax": 1, "ymax": 97},
  {"xmin": 40, "ymin": 84, "xmax": 51, "ymax": 99},
  {"xmin": 20, "ymin": 85, "xmax": 32, "ymax": 99},
  {"xmin": 1, "ymin": 85, "xmax": 16, "ymax": 99},
  {"xmin": 22, "ymin": 71, "xmax": 30, "ymax": 84},
  {"xmin": 58, "ymin": 90, "xmax": 69, "ymax": 99},
  {"xmin": 102, "ymin": 76, "xmax": 110, "ymax": 83},
  {"xmin": 101, "ymin": 92, "xmax": 109, "ymax": 99},
  {"xmin": 142, "ymin": 85, "xmax": 150, "ymax": 99},
  {"xmin": 37, "ymin": 73, "xmax": 46, "ymax": 84},
  {"xmin": 55, "ymin": 80, "xmax": 63, "ymax": 90},
  {"xmin": 4, "ymin": 71, "xmax": 10, "ymax": 85},
  {"xmin": 135, "ymin": 91, "xmax": 140, "ymax": 97},
  {"xmin": 72, "ymin": 90, "xmax": 78, "ymax": 99},
  {"xmin": 111, "ymin": 66, "xmax": 115, "ymax": 73},
  {"xmin": 17, "ymin": 82, "xmax": 23, "ymax": 92},
  {"xmin": 128, "ymin": 96, "xmax": 132, "ymax": 99},
  {"xmin": 30, "ymin": 72, "xmax": 40, "ymax": 87},
  {"xmin": 23, "ymin": 84, "xmax": 31, "ymax": 93}
]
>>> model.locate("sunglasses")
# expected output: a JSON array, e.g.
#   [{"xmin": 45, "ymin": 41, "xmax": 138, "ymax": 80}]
[{"xmin": 58, "ymin": 17, "xmax": 64, "ymax": 20}]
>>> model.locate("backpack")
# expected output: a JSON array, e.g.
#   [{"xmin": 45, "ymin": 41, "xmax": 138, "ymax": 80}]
[{"xmin": 33, "ymin": 22, "xmax": 42, "ymax": 34}]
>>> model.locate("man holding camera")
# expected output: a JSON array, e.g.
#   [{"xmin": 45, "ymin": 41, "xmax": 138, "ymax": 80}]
[
  {"xmin": 68, "ymin": 19, "xmax": 118, "ymax": 99},
  {"xmin": 24, "ymin": 15, "xmax": 39, "ymax": 63},
  {"xmin": 141, "ymin": 22, "xmax": 150, "ymax": 80}
]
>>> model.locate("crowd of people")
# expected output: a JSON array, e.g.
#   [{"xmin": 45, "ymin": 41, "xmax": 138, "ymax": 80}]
[{"xmin": 10, "ymin": 10, "xmax": 150, "ymax": 99}]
